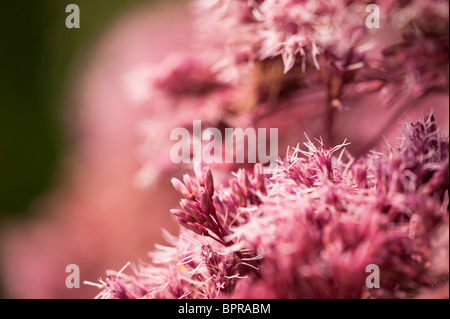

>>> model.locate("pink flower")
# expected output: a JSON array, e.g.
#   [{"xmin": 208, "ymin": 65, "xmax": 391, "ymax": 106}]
[
  {"xmin": 1, "ymin": 0, "xmax": 447, "ymax": 299},
  {"xmin": 90, "ymin": 115, "xmax": 449, "ymax": 298}
]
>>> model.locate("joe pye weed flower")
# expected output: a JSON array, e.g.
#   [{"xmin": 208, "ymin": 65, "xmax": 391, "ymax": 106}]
[
  {"xmin": 88, "ymin": 115, "xmax": 449, "ymax": 298},
  {"xmin": 2, "ymin": 0, "xmax": 447, "ymax": 299},
  {"xmin": 86, "ymin": 0, "xmax": 449, "ymax": 299}
]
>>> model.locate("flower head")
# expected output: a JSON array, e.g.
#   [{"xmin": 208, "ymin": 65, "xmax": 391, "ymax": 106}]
[{"xmin": 90, "ymin": 114, "xmax": 449, "ymax": 299}]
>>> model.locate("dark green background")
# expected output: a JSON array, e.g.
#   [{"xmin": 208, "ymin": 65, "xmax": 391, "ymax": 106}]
[{"xmin": 0, "ymin": 0, "xmax": 168, "ymax": 222}]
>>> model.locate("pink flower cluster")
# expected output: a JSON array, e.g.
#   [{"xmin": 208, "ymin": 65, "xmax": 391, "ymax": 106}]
[
  {"xmin": 197, "ymin": 0, "xmax": 449, "ymax": 93},
  {"xmin": 1, "ymin": 0, "xmax": 447, "ymax": 299},
  {"xmin": 89, "ymin": 115, "xmax": 449, "ymax": 298},
  {"xmin": 136, "ymin": 0, "xmax": 449, "ymax": 185}
]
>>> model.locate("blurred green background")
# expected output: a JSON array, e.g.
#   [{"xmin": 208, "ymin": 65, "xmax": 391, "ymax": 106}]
[{"xmin": 0, "ymin": 0, "xmax": 164, "ymax": 222}]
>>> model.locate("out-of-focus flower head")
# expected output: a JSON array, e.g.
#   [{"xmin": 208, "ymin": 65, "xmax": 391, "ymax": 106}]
[
  {"xmin": 194, "ymin": 0, "xmax": 449, "ymax": 92},
  {"xmin": 90, "ymin": 114, "xmax": 449, "ymax": 299},
  {"xmin": 132, "ymin": 0, "xmax": 449, "ymax": 186}
]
